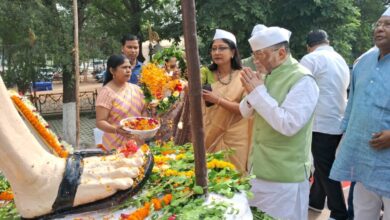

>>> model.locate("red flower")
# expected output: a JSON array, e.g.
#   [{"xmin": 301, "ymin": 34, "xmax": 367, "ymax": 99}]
[
  {"xmin": 175, "ymin": 84, "xmax": 183, "ymax": 92},
  {"xmin": 168, "ymin": 214, "xmax": 177, "ymax": 220},
  {"xmin": 120, "ymin": 213, "xmax": 130, "ymax": 219},
  {"xmin": 120, "ymin": 140, "xmax": 139, "ymax": 157}
]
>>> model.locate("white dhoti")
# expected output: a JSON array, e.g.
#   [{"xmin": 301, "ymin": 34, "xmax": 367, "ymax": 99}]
[{"xmin": 249, "ymin": 178, "xmax": 309, "ymax": 220}]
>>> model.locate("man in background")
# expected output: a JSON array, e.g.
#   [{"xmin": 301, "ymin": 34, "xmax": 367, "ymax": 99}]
[
  {"xmin": 300, "ymin": 29, "xmax": 350, "ymax": 220},
  {"xmin": 121, "ymin": 34, "xmax": 143, "ymax": 84},
  {"xmin": 330, "ymin": 7, "xmax": 390, "ymax": 220}
]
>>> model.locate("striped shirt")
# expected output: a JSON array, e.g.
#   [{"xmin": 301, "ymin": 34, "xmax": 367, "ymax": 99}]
[{"xmin": 96, "ymin": 83, "xmax": 145, "ymax": 150}]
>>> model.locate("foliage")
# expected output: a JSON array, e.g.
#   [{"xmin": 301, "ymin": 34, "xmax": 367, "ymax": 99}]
[
  {"xmin": 119, "ymin": 141, "xmax": 255, "ymax": 219},
  {"xmin": 0, "ymin": 0, "xmax": 383, "ymax": 90},
  {"xmin": 0, "ymin": 174, "xmax": 19, "ymax": 219},
  {"xmin": 152, "ymin": 45, "xmax": 187, "ymax": 75},
  {"xmin": 195, "ymin": 1, "xmax": 270, "ymax": 62},
  {"xmin": 0, "ymin": 202, "xmax": 18, "ymax": 220},
  {"xmin": 264, "ymin": 0, "xmax": 360, "ymax": 63},
  {"xmin": 139, "ymin": 63, "xmax": 183, "ymax": 114},
  {"xmin": 352, "ymin": 0, "xmax": 388, "ymax": 58},
  {"xmin": 0, "ymin": 175, "xmax": 10, "ymax": 192},
  {"xmin": 251, "ymin": 206, "xmax": 275, "ymax": 220}
]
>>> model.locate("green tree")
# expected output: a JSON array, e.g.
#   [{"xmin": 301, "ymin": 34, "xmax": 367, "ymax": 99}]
[
  {"xmin": 195, "ymin": 1, "xmax": 270, "ymax": 62},
  {"xmin": 265, "ymin": 0, "xmax": 360, "ymax": 63},
  {"xmin": 0, "ymin": 1, "xmax": 47, "ymax": 91},
  {"xmin": 91, "ymin": 0, "xmax": 180, "ymax": 61},
  {"xmin": 352, "ymin": 0, "xmax": 388, "ymax": 58}
]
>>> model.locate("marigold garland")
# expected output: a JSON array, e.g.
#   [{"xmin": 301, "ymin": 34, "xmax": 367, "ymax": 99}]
[
  {"xmin": 207, "ymin": 159, "xmax": 236, "ymax": 170},
  {"xmin": 10, "ymin": 94, "xmax": 69, "ymax": 158},
  {"xmin": 139, "ymin": 63, "xmax": 183, "ymax": 114},
  {"xmin": 139, "ymin": 63, "xmax": 169, "ymax": 100},
  {"xmin": 0, "ymin": 191, "xmax": 13, "ymax": 201},
  {"xmin": 121, "ymin": 194, "xmax": 173, "ymax": 220}
]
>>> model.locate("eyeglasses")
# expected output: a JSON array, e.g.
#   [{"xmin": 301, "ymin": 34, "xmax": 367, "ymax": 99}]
[
  {"xmin": 211, "ymin": 47, "xmax": 230, "ymax": 53},
  {"xmin": 374, "ymin": 21, "xmax": 390, "ymax": 29},
  {"xmin": 252, "ymin": 48, "xmax": 280, "ymax": 59}
]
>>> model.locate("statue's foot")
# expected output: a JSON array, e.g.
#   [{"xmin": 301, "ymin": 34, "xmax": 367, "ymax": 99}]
[{"xmin": 14, "ymin": 150, "xmax": 153, "ymax": 219}]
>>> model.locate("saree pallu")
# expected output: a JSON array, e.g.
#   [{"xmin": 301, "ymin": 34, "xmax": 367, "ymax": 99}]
[{"xmin": 203, "ymin": 70, "xmax": 252, "ymax": 174}]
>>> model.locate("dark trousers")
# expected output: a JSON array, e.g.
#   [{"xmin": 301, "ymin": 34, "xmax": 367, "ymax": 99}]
[
  {"xmin": 347, "ymin": 181, "xmax": 356, "ymax": 220},
  {"xmin": 310, "ymin": 132, "xmax": 348, "ymax": 220}
]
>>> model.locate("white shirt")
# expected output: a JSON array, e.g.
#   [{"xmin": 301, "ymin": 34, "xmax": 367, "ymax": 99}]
[
  {"xmin": 300, "ymin": 45, "xmax": 350, "ymax": 134},
  {"xmin": 239, "ymin": 76, "xmax": 319, "ymax": 137}
]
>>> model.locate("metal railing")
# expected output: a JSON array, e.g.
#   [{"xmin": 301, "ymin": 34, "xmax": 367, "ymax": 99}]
[{"xmin": 28, "ymin": 90, "xmax": 97, "ymax": 116}]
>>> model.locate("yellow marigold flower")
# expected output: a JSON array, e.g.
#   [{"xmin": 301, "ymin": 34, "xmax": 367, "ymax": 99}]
[
  {"xmin": 176, "ymin": 154, "xmax": 186, "ymax": 160},
  {"xmin": 207, "ymin": 159, "xmax": 236, "ymax": 170},
  {"xmin": 184, "ymin": 170, "xmax": 195, "ymax": 177},
  {"xmin": 164, "ymin": 169, "xmax": 179, "ymax": 176}
]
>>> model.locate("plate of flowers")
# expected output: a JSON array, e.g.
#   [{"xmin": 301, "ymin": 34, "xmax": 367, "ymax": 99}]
[{"xmin": 120, "ymin": 117, "xmax": 160, "ymax": 140}]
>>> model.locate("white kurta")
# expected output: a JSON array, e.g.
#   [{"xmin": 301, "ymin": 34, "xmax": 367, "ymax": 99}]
[{"xmin": 240, "ymin": 76, "xmax": 318, "ymax": 220}]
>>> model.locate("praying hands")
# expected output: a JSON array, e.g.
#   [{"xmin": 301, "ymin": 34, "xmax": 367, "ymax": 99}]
[{"xmin": 239, "ymin": 67, "xmax": 264, "ymax": 93}]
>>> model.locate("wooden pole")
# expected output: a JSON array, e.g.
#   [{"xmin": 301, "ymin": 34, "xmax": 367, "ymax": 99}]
[
  {"xmin": 181, "ymin": 0, "xmax": 208, "ymax": 192},
  {"xmin": 73, "ymin": 0, "xmax": 80, "ymax": 148}
]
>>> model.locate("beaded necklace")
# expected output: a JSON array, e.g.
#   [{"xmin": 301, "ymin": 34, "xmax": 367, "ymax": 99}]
[{"xmin": 216, "ymin": 70, "xmax": 233, "ymax": 85}]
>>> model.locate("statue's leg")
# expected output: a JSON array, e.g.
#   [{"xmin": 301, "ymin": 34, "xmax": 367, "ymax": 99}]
[{"xmin": 0, "ymin": 77, "xmax": 149, "ymax": 218}]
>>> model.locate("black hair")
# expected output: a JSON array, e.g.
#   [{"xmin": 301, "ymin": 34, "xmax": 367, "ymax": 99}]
[
  {"xmin": 120, "ymin": 34, "xmax": 139, "ymax": 46},
  {"xmin": 103, "ymin": 54, "xmax": 128, "ymax": 86},
  {"xmin": 306, "ymin": 29, "xmax": 329, "ymax": 47},
  {"xmin": 208, "ymin": 38, "xmax": 242, "ymax": 71}
]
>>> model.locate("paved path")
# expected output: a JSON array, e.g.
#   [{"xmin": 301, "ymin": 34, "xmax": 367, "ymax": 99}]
[
  {"xmin": 45, "ymin": 75, "xmax": 101, "ymax": 149},
  {"xmin": 47, "ymin": 115, "xmax": 96, "ymax": 149}
]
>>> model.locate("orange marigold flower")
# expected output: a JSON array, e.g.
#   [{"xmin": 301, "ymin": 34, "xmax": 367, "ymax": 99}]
[
  {"xmin": 0, "ymin": 191, "xmax": 14, "ymax": 201},
  {"xmin": 11, "ymin": 95, "xmax": 68, "ymax": 158},
  {"xmin": 162, "ymin": 194, "xmax": 173, "ymax": 205},
  {"xmin": 151, "ymin": 198, "xmax": 162, "ymax": 210}
]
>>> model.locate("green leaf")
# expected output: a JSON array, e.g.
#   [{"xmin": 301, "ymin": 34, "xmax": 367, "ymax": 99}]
[{"xmin": 193, "ymin": 185, "xmax": 204, "ymax": 194}]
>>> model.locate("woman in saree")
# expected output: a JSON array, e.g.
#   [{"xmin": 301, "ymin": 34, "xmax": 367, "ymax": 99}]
[
  {"xmin": 96, "ymin": 54, "xmax": 146, "ymax": 150},
  {"xmin": 202, "ymin": 29, "xmax": 252, "ymax": 174}
]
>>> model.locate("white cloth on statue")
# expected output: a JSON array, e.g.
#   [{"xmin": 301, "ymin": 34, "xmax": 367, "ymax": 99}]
[
  {"xmin": 354, "ymin": 182, "xmax": 390, "ymax": 220},
  {"xmin": 300, "ymin": 45, "xmax": 350, "ymax": 135},
  {"xmin": 249, "ymin": 178, "xmax": 309, "ymax": 220},
  {"xmin": 239, "ymin": 76, "xmax": 319, "ymax": 136},
  {"xmin": 56, "ymin": 192, "xmax": 253, "ymax": 220}
]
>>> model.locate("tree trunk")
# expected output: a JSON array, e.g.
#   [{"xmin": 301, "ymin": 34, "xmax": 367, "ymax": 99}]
[
  {"xmin": 73, "ymin": 0, "xmax": 80, "ymax": 148},
  {"xmin": 181, "ymin": 0, "xmax": 208, "ymax": 193}
]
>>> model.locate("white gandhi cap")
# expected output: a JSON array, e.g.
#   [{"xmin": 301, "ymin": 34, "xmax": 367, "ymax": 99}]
[
  {"xmin": 248, "ymin": 26, "xmax": 291, "ymax": 51},
  {"xmin": 382, "ymin": 7, "xmax": 390, "ymax": 16},
  {"xmin": 213, "ymin": 29, "xmax": 237, "ymax": 45}
]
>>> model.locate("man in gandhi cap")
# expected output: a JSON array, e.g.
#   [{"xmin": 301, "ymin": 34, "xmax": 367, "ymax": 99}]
[
  {"xmin": 329, "ymin": 7, "xmax": 390, "ymax": 220},
  {"xmin": 239, "ymin": 25, "xmax": 319, "ymax": 219},
  {"xmin": 241, "ymin": 24, "xmax": 267, "ymax": 70}
]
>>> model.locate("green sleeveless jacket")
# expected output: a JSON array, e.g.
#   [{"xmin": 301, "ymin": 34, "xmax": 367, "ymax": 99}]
[{"xmin": 251, "ymin": 55, "xmax": 313, "ymax": 182}]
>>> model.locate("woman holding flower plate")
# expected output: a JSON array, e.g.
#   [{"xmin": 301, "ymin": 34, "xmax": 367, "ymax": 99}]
[{"xmin": 96, "ymin": 54, "xmax": 154, "ymax": 151}]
